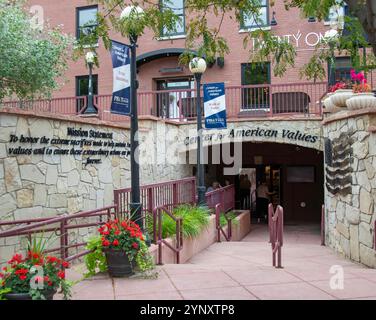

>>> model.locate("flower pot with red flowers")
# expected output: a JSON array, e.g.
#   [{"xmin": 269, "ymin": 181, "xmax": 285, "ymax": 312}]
[
  {"xmin": 98, "ymin": 219, "xmax": 148, "ymax": 278},
  {"xmin": 346, "ymin": 70, "xmax": 376, "ymax": 110},
  {"xmin": 0, "ymin": 251, "xmax": 71, "ymax": 300},
  {"xmin": 329, "ymin": 82, "xmax": 354, "ymax": 108}
]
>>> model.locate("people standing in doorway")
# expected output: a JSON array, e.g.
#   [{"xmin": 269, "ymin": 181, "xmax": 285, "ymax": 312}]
[
  {"xmin": 239, "ymin": 174, "xmax": 251, "ymax": 209},
  {"xmin": 256, "ymin": 180, "xmax": 274, "ymax": 222}
]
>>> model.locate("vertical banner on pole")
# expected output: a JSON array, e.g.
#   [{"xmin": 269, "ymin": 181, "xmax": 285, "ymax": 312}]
[
  {"xmin": 203, "ymin": 82, "xmax": 227, "ymax": 129},
  {"xmin": 110, "ymin": 40, "xmax": 131, "ymax": 115}
]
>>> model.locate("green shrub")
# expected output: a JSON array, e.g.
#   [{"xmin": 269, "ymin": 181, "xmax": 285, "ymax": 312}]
[
  {"xmin": 147, "ymin": 205, "xmax": 210, "ymax": 239},
  {"xmin": 219, "ymin": 211, "xmax": 239, "ymax": 227}
]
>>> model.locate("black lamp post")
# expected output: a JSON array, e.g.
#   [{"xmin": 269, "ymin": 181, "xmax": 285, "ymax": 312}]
[
  {"xmin": 120, "ymin": 6, "xmax": 143, "ymax": 231},
  {"xmin": 189, "ymin": 57, "xmax": 207, "ymax": 206},
  {"xmin": 84, "ymin": 52, "xmax": 98, "ymax": 114}
]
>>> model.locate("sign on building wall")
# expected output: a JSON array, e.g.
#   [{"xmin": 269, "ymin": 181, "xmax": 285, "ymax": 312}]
[
  {"xmin": 203, "ymin": 82, "xmax": 227, "ymax": 129},
  {"xmin": 110, "ymin": 40, "xmax": 131, "ymax": 115}
]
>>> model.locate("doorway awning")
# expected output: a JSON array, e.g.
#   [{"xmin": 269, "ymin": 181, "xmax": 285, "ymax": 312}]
[{"xmin": 136, "ymin": 48, "xmax": 197, "ymax": 67}]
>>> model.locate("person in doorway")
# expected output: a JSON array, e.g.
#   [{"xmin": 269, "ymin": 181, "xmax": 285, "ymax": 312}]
[
  {"xmin": 239, "ymin": 174, "xmax": 251, "ymax": 209},
  {"xmin": 256, "ymin": 180, "xmax": 274, "ymax": 223}
]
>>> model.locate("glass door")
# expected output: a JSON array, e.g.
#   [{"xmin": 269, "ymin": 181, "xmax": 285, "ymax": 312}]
[{"xmin": 156, "ymin": 78, "xmax": 194, "ymax": 119}]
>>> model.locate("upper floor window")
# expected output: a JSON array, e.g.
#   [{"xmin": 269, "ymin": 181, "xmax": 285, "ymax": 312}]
[
  {"xmin": 324, "ymin": 2, "xmax": 346, "ymax": 25},
  {"xmin": 76, "ymin": 5, "xmax": 98, "ymax": 40},
  {"xmin": 328, "ymin": 57, "xmax": 352, "ymax": 86},
  {"xmin": 160, "ymin": 0, "xmax": 185, "ymax": 37},
  {"xmin": 241, "ymin": 0, "xmax": 269, "ymax": 30}
]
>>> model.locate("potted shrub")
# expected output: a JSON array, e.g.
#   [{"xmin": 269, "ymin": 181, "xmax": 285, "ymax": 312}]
[
  {"xmin": 0, "ymin": 251, "xmax": 71, "ymax": 300},
  {"xmin": 329, "ymin": 81, "xmax": 354, "ymax": 108},
  {"xmin": 346, "ymin": 70, "xmax": 376, "ymax": 110},
  {"xmin": 97, "ymin": 218, "xmax": 152, "ymax": 278}
]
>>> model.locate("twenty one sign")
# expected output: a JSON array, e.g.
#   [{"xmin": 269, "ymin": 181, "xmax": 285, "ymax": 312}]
[{"xmin": 252, "ymin": 30, "xmax": 328, "ymax": 49}]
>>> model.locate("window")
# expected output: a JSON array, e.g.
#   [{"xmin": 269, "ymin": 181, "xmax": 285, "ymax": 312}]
[
  {"xmin": 76, "ymin": 75, "xmax": 98, "ymax": 112},
  {"xmin": 324, "ymin": 2, "xmax": 346, "ymax": 25},
  {"xmin": 160, "ymin": 0, "xmax": 185, "ymax": 37},
  {"xmin": 328, "ymin": 57, "xmax": 352, "ymax": 86},
  {"xmin": 241, "ymin": 62, "xmax": 270, "ymax": 110},
  {"xmin": 76, "ymin": 6, "xmax": 98, "ymax": 40},
  {"xmin": 241, "ymin": 0, "xmax": 269, "ymax": 29}
]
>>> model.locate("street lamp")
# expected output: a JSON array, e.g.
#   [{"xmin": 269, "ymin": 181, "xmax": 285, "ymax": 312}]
[
  {"xmin": 84, "ymin": 51, "xmax": 98, "ymax": 114},
  {"xmin": 189, "ymin": 57, "xmax": 207, "ymax": 206},
  {"xmin": 120, "ymin": 5, "xmax": 144, "ymax": 231}
]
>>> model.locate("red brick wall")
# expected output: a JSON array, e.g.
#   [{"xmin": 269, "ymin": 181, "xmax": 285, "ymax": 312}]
[{"xmin": 27, "ymin": 0, "xmax": 336, "ymax": 97}]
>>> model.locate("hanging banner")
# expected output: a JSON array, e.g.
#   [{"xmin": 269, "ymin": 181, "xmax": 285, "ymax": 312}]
[
  {"xmin": 203, "ymin": 82, "xmax": 227, "ymax": 129},
  {"xmin": 110, "ymin": 40, "xmax": 131, "ymax": 115}
]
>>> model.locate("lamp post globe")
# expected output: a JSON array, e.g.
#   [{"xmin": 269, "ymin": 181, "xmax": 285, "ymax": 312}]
[
  {"xmin": 190, "ymin": 57, "xmax": 207, "ymax": 206},
  {"xmin": 189, "ymin": 57, "xmax": 207, "ymax": 74},
  {"xmin": 84, "ymin": 51, "xmax": 97, "ymax": 115}
]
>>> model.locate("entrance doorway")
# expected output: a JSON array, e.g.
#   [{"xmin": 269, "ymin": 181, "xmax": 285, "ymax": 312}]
[
  {"xmin": 155, "ymin": 77, "xmax": 194, "ymax": 119},
  {"xmin": 211, "ymin": 142, "xmax": 324, "ymax": 225}
]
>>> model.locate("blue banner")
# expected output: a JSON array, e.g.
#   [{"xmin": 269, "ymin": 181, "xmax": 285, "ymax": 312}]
[
  {"xmin": 110, "ymin": 40, "xmax": 131, "ymax": 115},
  {"xmin": 203, "ymin": 82, "xmax": 227, "ymax": 129}
]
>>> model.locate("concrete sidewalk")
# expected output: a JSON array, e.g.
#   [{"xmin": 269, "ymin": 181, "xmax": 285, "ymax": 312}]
[{"xmin": 64, "ymin": 224, "xmax": 376, "ymax": 300}]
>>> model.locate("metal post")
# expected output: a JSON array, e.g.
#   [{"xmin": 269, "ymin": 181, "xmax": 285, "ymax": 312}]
[
  {"xmin": 195, "ymin": 73, "xmax": 206, "ymax": 206},
  {"xmin": 84, "ymin": 62, "xmax": 97, "ymax": 114},
  {"xmin": 128, "ymin": 33, "xmax": 143, "ymax": 232}
]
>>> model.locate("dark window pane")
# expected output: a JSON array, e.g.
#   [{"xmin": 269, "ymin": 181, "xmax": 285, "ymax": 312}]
[
  {"xmin": 76, "ymin": 75, "xmax": 98, "ymax": 96},
  {"xmin": 328, "ymin": 57, "xmax": 352, "ymax": 85},
  {"xmin": 77, "ymin": 6, "xmax": 98, "ymax": 40},
  {"xmin": 160, "ymin": 0, "xmax": 185, "ymax": 36}
]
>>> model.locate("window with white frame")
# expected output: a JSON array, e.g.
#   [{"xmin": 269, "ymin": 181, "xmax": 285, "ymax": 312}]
[
  {"xmin": 160, "ymin": 0, "xmax": 185, "ymax": 37},
  {"xmin": 241, "ymin": 0, "xmax": 269, "ymax": 30}
]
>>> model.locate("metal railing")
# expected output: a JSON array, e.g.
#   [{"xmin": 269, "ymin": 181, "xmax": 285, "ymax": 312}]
[
  {"xmin": 268, "ymin": 204, "xmax": 284, "ymax": 268},
  {"xmin": 206, "ymin": 185, "xmax": 235, "ymax": 242},
  {"xmin": 215, "ymin": 203, "xmax": 232, "ymax": 242},
  {"xmin": 2, "ymin": 82, "xmax": 327, "ymax": 122},
  {"xmin": 321, "ymin": 204, "xmax": 325, "ymax": 246},
  {"xmin": 114, "ymin": 177, "xmax": 196, "ymax": 239},
  {"xmin": 0, "ymin": 206, "xmax": 116, "ymax": 265},
  {"xmin": 154, "ymin": 205, "xmax": 183, "ymax": 265},
  {"xmin": 206, "ymin": 185, "xmax": 235, "ymax": 212}
]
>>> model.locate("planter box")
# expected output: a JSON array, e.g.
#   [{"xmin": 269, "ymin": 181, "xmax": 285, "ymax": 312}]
[{"xmin": 149, "ymin": 210, "xmax": 251, "ymax": 264}]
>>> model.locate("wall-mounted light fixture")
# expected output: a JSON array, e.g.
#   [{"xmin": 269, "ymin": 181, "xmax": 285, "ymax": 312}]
[{"xmin": 270, "ymin": 11, "xmax": 277, "ymax": 26}]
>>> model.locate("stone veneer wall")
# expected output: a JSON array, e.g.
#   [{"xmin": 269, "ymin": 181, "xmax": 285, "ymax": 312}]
[
  {"xmin": 323, "ymin": 110, "xmax": 376, "ymax": 268},
  {"xmin": 0, "ymin": 111, "xmax": 191, "ymax": 264}
]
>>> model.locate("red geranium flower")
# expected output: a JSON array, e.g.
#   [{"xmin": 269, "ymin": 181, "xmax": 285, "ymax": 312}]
[
  {"xmin": 57, "ymin": 271, "xmax": 65, "ymax": 279},
  {"xmin": 113, "ymin": 239, "xmax": 119, "ymax": 246},
  {"xmin": 132, "ymin": 242, "xmax": 139, "ymax": 249},
  {"xmin": 19, "ymin": 275, "xmax": 27, "ymax": 281},
  {"xmin": 102, "ymin": 240, "xmax": 110, "ymax": 247},
  {"xmin": 62, "ymin": 261, "xmax": 70, "ymax": 268}
]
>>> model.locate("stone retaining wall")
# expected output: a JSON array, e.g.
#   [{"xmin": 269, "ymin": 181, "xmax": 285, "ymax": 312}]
[
  {"xmin": 0, "ymin": 112, "xmax": 191, "ymax": 264},
  {"xmin": 323, "ymin": 109, "xmax": 376, "ymax": 268}
]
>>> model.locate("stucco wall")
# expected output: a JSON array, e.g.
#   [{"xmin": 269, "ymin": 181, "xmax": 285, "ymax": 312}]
[{"xmin": 323, "ymin": 110, "xmax": 376, "ymax": 268}]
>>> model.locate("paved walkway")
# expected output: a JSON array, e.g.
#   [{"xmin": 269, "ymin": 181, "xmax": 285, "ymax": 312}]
[{"xmin": 64, "ymin": 224, "xmax": 376, "ymax": 300}]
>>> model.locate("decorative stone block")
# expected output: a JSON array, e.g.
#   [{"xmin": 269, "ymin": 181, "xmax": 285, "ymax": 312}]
[
  {"xmin": 4, "ymin": 158, "xmax": 22, "ymax": 192},
  {"xmin": 16, "ymin": 189, "xmax": 34, "ymax": 208},
  {"xmin": 349, "ymin": 225, "xmax": 360, "ymax": 262}
]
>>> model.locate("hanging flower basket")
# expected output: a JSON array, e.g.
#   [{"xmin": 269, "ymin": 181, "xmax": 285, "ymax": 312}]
[{"xmin": 346, "ymin": 92, "xmax": 376, "ymax": 110}]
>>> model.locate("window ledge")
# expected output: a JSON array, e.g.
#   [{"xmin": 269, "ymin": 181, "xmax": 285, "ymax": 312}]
[
  {"xmin": 239, "ymin": 26, "xmax": 271, "ymax": 33},
  {"xmin": 157, "ymin": 34, "xmax": 186, "ymax": 41}
]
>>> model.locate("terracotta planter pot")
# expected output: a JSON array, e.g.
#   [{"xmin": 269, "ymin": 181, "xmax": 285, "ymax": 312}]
[
  {"xmin": 323, "ymin": 93, "xmax": 342, "ymax": 113},
  {"xmin": 346, "ymin": 92, "xmax": 376, "ymax": 110},
  {"xmin": 104, "ymin": 248, "xmax": 134, "ymax": 278},
  {"xmin": 330, "ymin": 89, "xmax": 354, "ymax": 108},
  {"xmin": 4, "ymin": 289, "xmax": 57, "ymax": 300}
]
